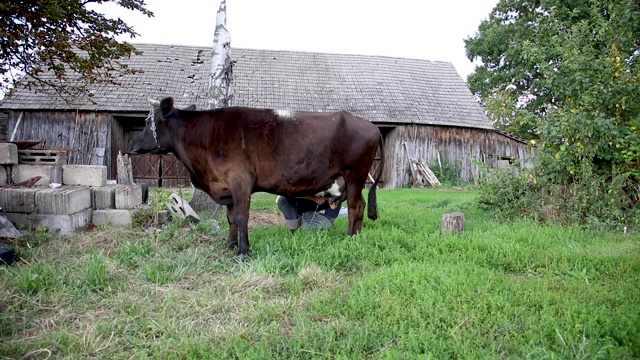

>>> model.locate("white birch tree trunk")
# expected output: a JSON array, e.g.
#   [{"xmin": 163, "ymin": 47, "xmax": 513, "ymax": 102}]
[
  {"xmin": 207, "ymin": 0, "xmax": 233, "ymax": 109},
  {"xmin": 191, "ymin": 0, "xmax": 233, "ymax": 213}
]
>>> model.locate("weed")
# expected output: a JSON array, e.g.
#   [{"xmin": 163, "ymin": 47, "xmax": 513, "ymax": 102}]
[
  {"xmin": 81, "ymin": 251, "xmax": 109, "ymax": 292},
  {"xmin": 477, "ymin": 160, "xmax": 639, "ymax": 229},
  {"xmin": 429, "ymin": 154, "xmax": 463, "ymax": 185},
  {"xmin": 12, "ymin": 262, "xmax": 61, "ymax": 295}
]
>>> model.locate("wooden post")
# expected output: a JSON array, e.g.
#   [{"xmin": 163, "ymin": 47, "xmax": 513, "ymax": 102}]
[
  {"xmin": 117, "ymin": 151, "xmax": 134, "ymax": 185},
  {"xmin": 442, "ymin": 212, "xmax": 465, "ymax": 235}
]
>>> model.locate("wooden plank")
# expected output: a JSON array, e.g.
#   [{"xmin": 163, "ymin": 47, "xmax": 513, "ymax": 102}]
[{"xmin": 403, "ymin": 142, "xmax": 419, "ymax": 186}]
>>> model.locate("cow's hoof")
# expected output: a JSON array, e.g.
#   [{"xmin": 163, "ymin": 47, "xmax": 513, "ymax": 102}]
[{"xmin": 233, "ymin": 253, "xmax": 250, "ymax": 262}]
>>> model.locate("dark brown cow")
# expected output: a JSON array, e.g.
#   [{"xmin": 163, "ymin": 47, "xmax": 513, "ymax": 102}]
[{"xmin": 130, "ymin": 97, "xmax": 384, "ymax": 258}]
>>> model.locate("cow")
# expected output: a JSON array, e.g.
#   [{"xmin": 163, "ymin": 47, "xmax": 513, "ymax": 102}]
[{"xmin": 130, "ymin": 97, "xmax": 384, "ymax": 258}]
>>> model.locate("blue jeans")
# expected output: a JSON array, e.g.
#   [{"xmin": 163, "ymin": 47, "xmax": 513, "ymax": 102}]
[{"xmin": 277, "ymin": 196, "xmax": 341, "ymax": 221}]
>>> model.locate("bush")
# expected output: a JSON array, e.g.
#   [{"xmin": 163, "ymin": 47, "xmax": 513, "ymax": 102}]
[
  {"xmin": 477, "ymin": 166, "xmax": 542, "ymax": 222},
  {"xmin": 477, "ymin": 160, "xmax": 640, "ymax": 230}
]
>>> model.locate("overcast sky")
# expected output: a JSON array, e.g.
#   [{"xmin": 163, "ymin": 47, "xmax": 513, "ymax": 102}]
[{"xmin": 95, "ymin": 0, "xmax": 499, "ymax": 79}]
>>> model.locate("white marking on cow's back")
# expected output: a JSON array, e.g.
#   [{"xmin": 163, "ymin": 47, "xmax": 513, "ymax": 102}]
[
  {"xmin": 274, "ymin": 109, "xmax": 295, "ymax": 119},
  {"xmin": 325, "ymin": 181, "xmax": 342, "ymax": 197}
]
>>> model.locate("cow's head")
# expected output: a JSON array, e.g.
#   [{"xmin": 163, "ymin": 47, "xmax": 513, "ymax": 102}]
[{"xmin": 130, "ymin": 97, "xmax": 179, "ymax": 155}]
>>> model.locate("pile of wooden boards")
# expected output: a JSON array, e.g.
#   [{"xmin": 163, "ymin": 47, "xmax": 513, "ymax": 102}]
[
  {"xmin": 404, "ymin": 142, "xmax": 441, "ymax": 187},
  {"xmin": 412, "ymin": 159, "xmax": 441, "ymax": 186}
]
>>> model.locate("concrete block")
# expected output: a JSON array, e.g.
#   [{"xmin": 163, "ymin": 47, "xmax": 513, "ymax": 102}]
[
  {"xmin": 35, "ymin": 186, "xmax": 91, "ymax": 215},
  {"xmin": 5, "ymin": 208, "xmax": 93, "ymax": 235},
  {"xmin": 13, "ymin": 164, "xmax": 62, "ymax": 186},
  {"xmin": 0, "ymin": 165, "xmax": 8, "ymax": 185},
  {"xmin": 62, "ymin": 165, "xmax": 107, "ymax": 187},
  {"xmin": 92, "ymin": 209, "xmax": 133, "ymax": 227},
  {"xmin": 115, "ymin": 184, "xmax": 142, "ymax": 209},
  {"xmin": 0, "ymin": 187, "xmax": 41, "ymax": 213},
  {"xmin": 0, "ymin": 143, "xmax": 18, "ymax": 165},
  {"xmin": 91, "ymin": 184, "xmax": 125, "ymax": 210},
  {"xmin": 18, "ymin": 149, "xmax": 67, "ymax": 165},
  {"xmin": 166, "ymin": 193, "xmax": 200, "ymax": 222}
]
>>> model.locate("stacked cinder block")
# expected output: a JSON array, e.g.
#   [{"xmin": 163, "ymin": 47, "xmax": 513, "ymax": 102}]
[
  {"xmin": 0, "ymin": 144, "xmax": 145, "ymax": 234},
  {"xmin": 91, "ymin": 183, "xmax": 143, "ymax": 227},
  {"xmin": 3, "ymin": 186, "xmax": 93, "ymax": 235}
]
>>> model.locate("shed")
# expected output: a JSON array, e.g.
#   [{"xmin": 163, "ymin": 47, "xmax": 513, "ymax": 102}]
[{"xmin": 0, "ymin": 44, "xmax": 530, "ymax": 188}]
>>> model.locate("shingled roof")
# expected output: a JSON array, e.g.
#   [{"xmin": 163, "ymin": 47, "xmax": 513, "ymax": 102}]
[{"xmin": 1, "ymin": 43, "xmax": 493, "ymax": 130}]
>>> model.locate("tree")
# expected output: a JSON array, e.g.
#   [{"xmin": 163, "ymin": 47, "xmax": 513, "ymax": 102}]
[
  {"xmin": 0, "ymin": 0, "xmax": 152, "ymax": 101},
  {"xmin": 466, "ymin": 0, "xmax": 639, "ymax": 175},
  {"xmin": 467, "ymin": 0, "xmax": 640, "ymax": 225},
  {"xmin": 190, "ymin": 0, "xmax": 231, "ymax": 215}
]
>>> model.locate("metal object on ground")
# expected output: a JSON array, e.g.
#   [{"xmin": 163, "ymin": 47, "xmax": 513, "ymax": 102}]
[{"xmin": 301, "ymin": 212, "xmax": 333, "ymax": 229}]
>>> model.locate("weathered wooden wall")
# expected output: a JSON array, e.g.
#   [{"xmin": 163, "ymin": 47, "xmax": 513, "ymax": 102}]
[
  {"xmin": 5, "ymin": 110, "xmax": 531, "ymax": 189},
  {"xmin": 6, "ymin": 110, "xmax": 114, "ymax": 178},
  {"xmin": 0, "ymin": 112, "xmax": 8, "ymax": 140},
  {"xmin": 382, "ymin": 125, "xmax": 531, "ymax": 188}
]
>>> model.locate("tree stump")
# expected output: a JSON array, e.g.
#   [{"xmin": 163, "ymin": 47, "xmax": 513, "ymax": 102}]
[{"xmin": 442, "ymin": 212, "xmax": 465, "ymax": 235}]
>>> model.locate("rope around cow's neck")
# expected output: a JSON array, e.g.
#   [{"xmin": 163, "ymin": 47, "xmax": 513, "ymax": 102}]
[{"xmin": 147, "ymin": 109, "xmax": 164, "ymax": 150}]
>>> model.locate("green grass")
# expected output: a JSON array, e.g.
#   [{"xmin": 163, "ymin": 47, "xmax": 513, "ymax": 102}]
[{"xmin": 1, "ymin": 188, "xmax": 638, "ymax": 359}]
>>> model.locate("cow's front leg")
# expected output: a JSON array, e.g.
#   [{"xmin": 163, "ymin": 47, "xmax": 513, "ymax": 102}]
[
  {"xmin": 226, "ymin": 204, "xmax": 238, "ymax": 250},
  {"xmin": 231, "ymin": 189, "xmax": 252, "ymax": 258}
]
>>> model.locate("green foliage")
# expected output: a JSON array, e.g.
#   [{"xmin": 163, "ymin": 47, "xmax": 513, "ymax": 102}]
[
  {"xmin": 8, "ymin": 227, "xmax": 55, "ymax": 261},
  {"xmin": 82, "ymin": 251, "xmax": 109, "ymax": 292},
  {"xmin": 13, "ymin": 262, "xmax": 61, "ymax": 295},
  {"xmin": 429, "ymin": 155, "xmax": 462, "ymax": 184},
  {"xmin": 0, "ymin": 189, "xmax": 638, "ymax": 358},
  {"xmin": 131, "ymin": 188, "xmax": 180, "ymax": 228},
  {"xmin": 467, "ymin": 0, "xmax": 640, "ymax": 221},
  {"xmin": 0, "ymin": 0, "xmax": 152, "ymax": 100},
  {"xmin": 477, "ymin": 166, "xmax": 542, "ymax": 222},
  {"xmin": 467, "ymin": 0, "xmax": 639, "ymax": 172},
  {"xmin": 478, "ymin": 162, "xmax": 639, "ymax": 229},
  {"xmin": 114, "ymin": 239, "xmax": 155, "ymax": 268}
]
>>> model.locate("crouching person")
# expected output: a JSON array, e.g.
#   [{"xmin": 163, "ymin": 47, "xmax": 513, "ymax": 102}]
[{"xmin": 276, "ymin": 194, "xmax": 341, "ymax": 231}]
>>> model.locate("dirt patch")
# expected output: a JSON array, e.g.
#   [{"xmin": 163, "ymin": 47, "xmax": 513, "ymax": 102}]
[{"xmin": 248, "ymin": 211, "xmax": 283, "ymax": 230}]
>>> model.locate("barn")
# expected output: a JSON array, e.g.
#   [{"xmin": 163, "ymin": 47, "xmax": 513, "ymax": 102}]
[{"xmin": 0, "ymin": 44, "xmax": 529, "ymax": 188}]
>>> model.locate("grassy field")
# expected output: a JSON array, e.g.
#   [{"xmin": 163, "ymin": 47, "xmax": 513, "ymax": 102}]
[{"xmin": 1, "ymin": 188, "xmax": 638, "ymax": 359}]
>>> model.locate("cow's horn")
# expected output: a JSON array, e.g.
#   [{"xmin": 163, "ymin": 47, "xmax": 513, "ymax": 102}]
[{"xmin": 148, "ymin": 98, "xmax": 161, "ymax": 107}]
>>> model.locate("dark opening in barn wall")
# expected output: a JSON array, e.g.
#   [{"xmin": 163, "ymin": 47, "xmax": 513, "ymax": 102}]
[
  {"xmin": 0, "ymin": 112, "xmax": 8, "ymax": 140},
  {"xmin": 112, "ymin": 115, "xmax": 191, "ymax": 187}
]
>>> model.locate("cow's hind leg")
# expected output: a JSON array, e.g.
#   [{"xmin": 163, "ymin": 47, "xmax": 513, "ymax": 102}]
[
  {"xmin": 226, "ymin": 204, "xmax": 238, "ymax": 250},
  {"xmin": 345, "ymin": 182, "xmax": 366, "ymax": 235}
]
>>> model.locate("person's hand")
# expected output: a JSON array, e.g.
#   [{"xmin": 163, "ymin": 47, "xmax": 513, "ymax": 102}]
[
  {"xmin": 329, "ymin": 201, "xmax": 338, "ymax": 210},
  {"xmin": 312, "ymin": 195, "xmax": 326, "ymax": 205}
]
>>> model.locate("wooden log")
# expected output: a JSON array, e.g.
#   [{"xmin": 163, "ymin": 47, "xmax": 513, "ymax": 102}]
[
  {"xmin": 116, "ymin": 151, "xmax": 134, "ymax": 185},
  {"xmin": 442, "ymin": 212, "xmax": 465, "ymax": 235}
]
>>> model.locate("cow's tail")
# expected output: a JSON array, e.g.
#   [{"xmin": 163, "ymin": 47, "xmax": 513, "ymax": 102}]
[{"xmin": 367, "ymin": 134, "xmax": 384, "ymax": 220}]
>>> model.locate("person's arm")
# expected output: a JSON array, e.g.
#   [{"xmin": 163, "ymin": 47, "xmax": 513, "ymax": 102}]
[{"xmin": 298, "ymin": 195, "xmax": 326, "ymax": 205}]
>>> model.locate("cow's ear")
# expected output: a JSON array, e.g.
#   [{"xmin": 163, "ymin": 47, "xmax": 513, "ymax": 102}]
[
  {"xmin": 160, "ymin": 97, "xmax": 175, "ymax": 117},
  {"xmin": 184, "ymin": 104, "xmax": 196, "ymax": 111}
]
